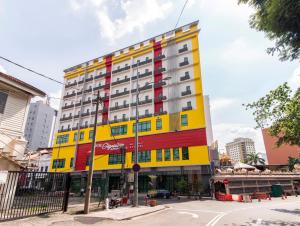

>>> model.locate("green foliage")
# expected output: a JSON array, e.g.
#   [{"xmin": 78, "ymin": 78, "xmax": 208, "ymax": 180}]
[
  {"xmin": 287, "ymin": 156, "xmax": 300, "ymax": 171},
  {"xmin": 245, "ymin": 83, "xmax": 300, "ymax": 147},
  {"xmin": 245, "ymin": 153, "xmax": 266, "ymax": 165},
  {"xmin": 239, "ymin": 0, "xmax": 300, "ymax": 61},
  {"xmin": 176, "ymin": 178, "xmax": 188, "ymax": 194}
]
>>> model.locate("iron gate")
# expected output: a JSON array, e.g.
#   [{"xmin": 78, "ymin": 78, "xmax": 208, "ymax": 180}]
[{"xmin": 0, "ymin": 171, "xmax": 70, "ymax": 222}]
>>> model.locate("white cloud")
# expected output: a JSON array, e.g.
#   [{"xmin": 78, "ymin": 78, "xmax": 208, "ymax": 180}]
[
  {"xmin": 69, "ymin": 0, "xmax": 173, "ymax": 43},
  {"xmin": 0, "ymin": 64, "xmax": 7, "ymax": 73},
  {"xmin": 213, "ymin": 123, "xmax": 266, "ymax": 154},
  {"xmin": 30, "ymin": 89, "xmax": 61, "ymax": 110},
  {"xmin": 220, "ymin": 37, "xmax": 270, "ymax": 65},
  {"xmin": 288, "ymin": 65, "xmax": 300, "ymax": 92},
  {"xmin": 210, "ymin": 97, "xmax": 237, "ymax": 112}
]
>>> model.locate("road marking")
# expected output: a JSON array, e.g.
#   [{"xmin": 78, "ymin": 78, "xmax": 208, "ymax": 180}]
[
  {"xmin": 173, "ymin": 208, "xmax": 224, "ymax": 214},
  {"xmin": 206, "ymin": 200, "xmax": 300, "ymax": 226},
  {"xmin": 177, "ymin": 211, "xmax": 199, "ymax": 218}
]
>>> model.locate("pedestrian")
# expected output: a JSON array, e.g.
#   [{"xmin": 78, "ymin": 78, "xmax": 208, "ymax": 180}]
[{"xmin": 80, "ymin": 188, "xmax": 84, "ymax": 197}]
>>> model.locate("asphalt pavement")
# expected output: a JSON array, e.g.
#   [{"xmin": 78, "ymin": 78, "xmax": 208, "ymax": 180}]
[{"xmin": 1, "ymin": 196, "xmax": 299, "ymax": 226}]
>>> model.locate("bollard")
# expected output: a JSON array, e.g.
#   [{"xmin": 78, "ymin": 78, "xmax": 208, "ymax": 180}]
[
  {"xmin": 258, "ymin": 197, "xmax": 261, "ymax": 202},
  {"xmin": 144, "ymin": 196, "xmax": 149, "ymax": 206},
  {"xmin": 268, "ymin": 194, "xmax": 271, "ymax": 200},
  {"xmin": 281, "ymin": 195, "xmax": 284, "ymax": 200},
  {"xmin": 105, "ymin": 198, "xmax": 109, "ymax": 210}
]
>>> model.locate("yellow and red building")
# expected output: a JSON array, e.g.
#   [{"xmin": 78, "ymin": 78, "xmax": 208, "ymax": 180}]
[{"xmin": 51, "ymin": 21, "xmax": 211, "ymax": 192}]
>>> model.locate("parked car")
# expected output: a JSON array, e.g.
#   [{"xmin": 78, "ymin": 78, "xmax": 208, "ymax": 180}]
[{"xmin": 147, "ymin": 189, "xmax": 170, "ymax": 199}]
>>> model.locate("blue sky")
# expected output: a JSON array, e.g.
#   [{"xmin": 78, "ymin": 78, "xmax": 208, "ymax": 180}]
[{"xmin": 0, "ymin": 0, "xmax": 299, "ymax": 152}]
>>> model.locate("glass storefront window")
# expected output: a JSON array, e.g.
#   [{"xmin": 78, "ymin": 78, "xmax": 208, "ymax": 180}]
[
  {"xmin": 182, "ymin": 147, "xmax": 189, "ymax": 160},
  {"xmin": 156, "ymin": 149, "xmax": 162, "ymax": 161}
]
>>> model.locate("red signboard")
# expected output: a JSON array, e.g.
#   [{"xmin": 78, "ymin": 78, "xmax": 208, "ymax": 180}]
[{"xmin": 75, "ymin": 128, "xmax": 207, "ymax": 170}]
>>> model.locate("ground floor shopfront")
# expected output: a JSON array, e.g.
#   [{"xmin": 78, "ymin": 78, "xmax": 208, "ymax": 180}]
[{"xmin": 69, "ymin": 165, "xmax": 211, "ymax": 196}]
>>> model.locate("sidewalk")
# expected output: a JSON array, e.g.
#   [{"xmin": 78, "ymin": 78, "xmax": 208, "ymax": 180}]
[{"xmin": 0, "ymin": 205, "xmax": 167, "ymax": 226}]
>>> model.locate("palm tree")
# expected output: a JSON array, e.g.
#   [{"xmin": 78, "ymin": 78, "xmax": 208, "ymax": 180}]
[{"xmin": 245, "ymin": 153, "xmax": 265, "ymax": 165}]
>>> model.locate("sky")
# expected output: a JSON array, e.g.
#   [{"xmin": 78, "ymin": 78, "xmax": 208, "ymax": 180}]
[{"xmin": 0, "ymin": 0, "xmax": 299, "ymax": 153}]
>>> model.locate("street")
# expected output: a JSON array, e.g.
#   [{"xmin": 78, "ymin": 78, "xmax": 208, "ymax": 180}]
[{"xmin": 1, "ymin": 197, "xmax": 299, "ymax": 226}]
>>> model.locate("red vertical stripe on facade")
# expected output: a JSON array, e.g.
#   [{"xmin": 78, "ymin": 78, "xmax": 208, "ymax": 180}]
[
  {"xmin": 153, "ymin": 41, "xmax": 163, "ymax": 114},
  {"xmin": 102, "ymin": 55, "xmax": 112, "ymax": 123},
  {"xmin": 75, "ymin": 128, "xmax": 207, "ymax": 171}
]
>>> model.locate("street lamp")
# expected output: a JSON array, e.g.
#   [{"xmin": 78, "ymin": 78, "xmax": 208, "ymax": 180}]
[{"xmin": 133, "ymin": 76, "xmax": 171, "ymax": 207}]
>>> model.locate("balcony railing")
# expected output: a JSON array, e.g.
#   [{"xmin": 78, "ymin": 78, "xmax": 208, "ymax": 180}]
[
  {"xmin": 72, "ymin": 126, "xmax": 78, "ymax": 130},
  {"xmin": 111, "ymin": 77, "xmax": 130, "ymax": 86},
  {"xmin": 63, "ymin": 93, "xmax": 76, "ymax": 99},
  {"xmin": 154, "ymin": 67, "xmax": 166, "ymax": 74},
  {"xmin": 180, "ymin": 74, "xmax": 190, "ymax": 81},
  {"xmin": 109, "ymin": 117, "xmax": 129, "ymax": 124},
  {"xmin": 111, "ymin": 90, "xmax": 130, "ymax": 98},
  {"xmin": 62, "ymin": 104, "xmax": 74, "ymax": 110},
  {"xmin": 178, "ymin": 46, "xmax": 188, "ymax": 53},
  {"xmin": 94, "ymin": 72, "xmax": 111, "ymax": 80},
  {"xmin": 132, "ymin": 71, "xmax": 152, "ymax": 80},
  {"xmin": 154, "ymin": 111, "xmax": 167, "ymax": 116},
  {"xmin": 181, "ymin": 90, "xmax": 192, "ymax": 96},
  {"xmin": 99, "ymin": 107, "xmax": 109, "ymax": 113},
  {"xmin": 58, "ymin": 128, "xmax": 71, "ymax": 132},
  {"xmin": 182, "ymin": 106, "xmax": 193, "ymax": 111},
  {"xmin": 179, "ymin": 60, "xmax": 189, "ymax": 67},
  {"xmin": 131, "ymin": 84, "xmax": 152, "ymax": 93},
  {"xmin": 132, "ymin": 58, "xmax": 152, "ymax": 68},
  {"xmin": 84, "ymin": 88, "xmax": 93, "ymax": 94},
  {"xmin": 60, "ymin": 116, "xmax": 73, "ymax": 122},
  {"xmin": 76, "ymin": 91, "xmax": 83, "ymax": 95},
  {"xmin": 110, "ymin": 104, "xmax": 129, "ymax": 111},
  {"xmin": 80, "ymin": 124, "xmax": 89, "ymax": 129},
  {"xmin": 85, "ymin": 77, "xmax": 93, "ymax": 82},
  {"xmin": 154, "ymin": 81, "xmax": 166, "ymax": 88},
  {"xmin": 130, "ymin": 113, "xmax": 153, "ymax": 120},
  {"xmin": 82, "ymin": 100, "xmax": 91, "ymax": 105},
  {"xmin": 78, "ymin": 79, "xmax": 84, "ymax": 84},
  {"xmin": 81, "ymin": 112, "xmax": 90, "ymax": 117},
  {"xmin": 131, "ymin": 98, "xmax": 152, "ymax": 106},
  {"xmin": 112, "ymin": 65, "xmax": 130, "ymax": 74},
  {"xmin": 65, "ymin": 81, "xmax": 77, "ymax": 89},
  {"xmin": 154, "ymin": 95, "xmax": 167, "ymax": 103},
  {"xmin": 154, "ymin": 54, "xmax": 166, "ymax": 61}
]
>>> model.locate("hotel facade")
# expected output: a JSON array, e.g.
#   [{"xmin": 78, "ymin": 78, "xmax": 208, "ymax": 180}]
[{"xmin": 51, "ymin": 21, "xmax": 211, "ymax": 192}]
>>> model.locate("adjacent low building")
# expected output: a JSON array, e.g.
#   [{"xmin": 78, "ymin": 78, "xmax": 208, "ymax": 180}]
[
  {"xmin": 226, "ymin": 138, "xmax": 256, "ymax": 163},
  {"xmin": 0, "ymin": 72, "xmax": 46, "ymax": 169}
]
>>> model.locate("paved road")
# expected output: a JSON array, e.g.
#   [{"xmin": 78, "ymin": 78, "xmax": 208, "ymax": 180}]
[{"xmin": 1, "ymin": 197, "xmax": 299, "ymax": 225}]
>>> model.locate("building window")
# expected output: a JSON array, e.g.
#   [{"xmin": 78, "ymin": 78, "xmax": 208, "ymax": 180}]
[
  {"xmin": 111, "ymin": 125, "xmax": 127, "ymax": 135},
  {"xmin": 156, "ymin": 149, "xmax": 162, "ymax": 162},
  {"xmin": 45, "ymin": 166, "xmax": 48, "ymax": 172},
  {"xmin": 108, "ymin": 154, "xmax": 123, "ymax": 165},
  {"xmin": 70, "ymin": 158, "xmax": 74, "ymax": 168},
  {"xmin": 133, "ymin": 121, "xmax": 151, "ymax": 133},
  {"xmin": 181, "ymin": 114, "xmax": 188, "ymax": 126},
  {"xmin": 185, "ymin": 71, "xmax": 189, "ymax": 77},
  {"xmin": 156, "ymin": 118, "xmax": 162, "ymax": 130},
  {"xmin": 187, "ymin": 101, "xmax": 192, "ymax": 107},
  {"xmin": 40, "ymin": 167, "xmax": 44, "ymax": 172},
  {"xmin": 186, "ymin": 86, "xmax": 191, "ymax": 91},
  {"xmin": 52, "ymin": 159, "xmax": 66, "ymax": 169},
  {"xmin": 79, "ymin": 131, "xmax": 84, "ymax": 140},
  {"xmin": 89, "ymin": 130, "xmax": 94, "ymax": 139},
  {"xmin": 56, "ymin": 134, "xmax": 69, "ymax": 144},
  {"xmin": 145, "ymin": 109, "xmax": 149, "ymax": 115},
  {"xmin": 182, "ymin": 147, "xmax": 189, "ymax": 160},
  {"xmin": 73, "ymin": 132, "xmax": 78, "ymax": 141},
  {"xmin": 173, "ymin": 148, "xmax": 180, "ymax": 161},
  {"xmin": 132, "ymin": 151, "xmax": 151, "ymax": 163},
  {"xmin": 184, "ymin": 57, "xmax": 188, "ymax": 62},
  {"xmin": 164, "ymin": 149, "xmax": 171, "ymax": 161}
]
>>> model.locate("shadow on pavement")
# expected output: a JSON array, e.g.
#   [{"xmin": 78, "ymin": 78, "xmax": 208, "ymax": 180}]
[
  {"xmin": 74, "ymin": 216, "xmax": 109, "ymax": 224},
  {"xmin": 237, "ymin": 218, "xmax": 300, "ymax": 226},
  {"xmin": 271, "ymin": 208, "xmax": 300, "ymax": 216}
]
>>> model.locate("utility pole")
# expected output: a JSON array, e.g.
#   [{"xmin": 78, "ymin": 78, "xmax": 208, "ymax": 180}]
[
  {"xmin": 84, "ymin": 90, "xmax": 100, "ymax": 214},
  {"xmin": 133, "ymin": 69, "xmax": 139, "ymax": 207}
]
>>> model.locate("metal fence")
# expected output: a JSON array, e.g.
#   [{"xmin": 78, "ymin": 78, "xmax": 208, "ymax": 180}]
[{"xmin": 0, "ymin": 171, "xmax": 69, "ymax": 222}]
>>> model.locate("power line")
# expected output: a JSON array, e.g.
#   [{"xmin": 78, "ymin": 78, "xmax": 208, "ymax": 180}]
[{"xmin": 0, "ymin": 56, "xmax": 65, "ymax": 85}]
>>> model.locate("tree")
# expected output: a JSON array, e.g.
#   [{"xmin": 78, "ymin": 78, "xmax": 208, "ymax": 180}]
[
  {"xmin": 245, "ymin": 153, "xmax": 266, "ymax": 165},
  {"xmin": 238, "ymin": 0, "xmax": 300, "ymax": 61},
  {"xmin": 287, "ymin": 156, "xmax": 300, "ymax": 171},
  {"xmin": 245, "ymin": 83, "xmax": 300, "ymax": 147}
]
